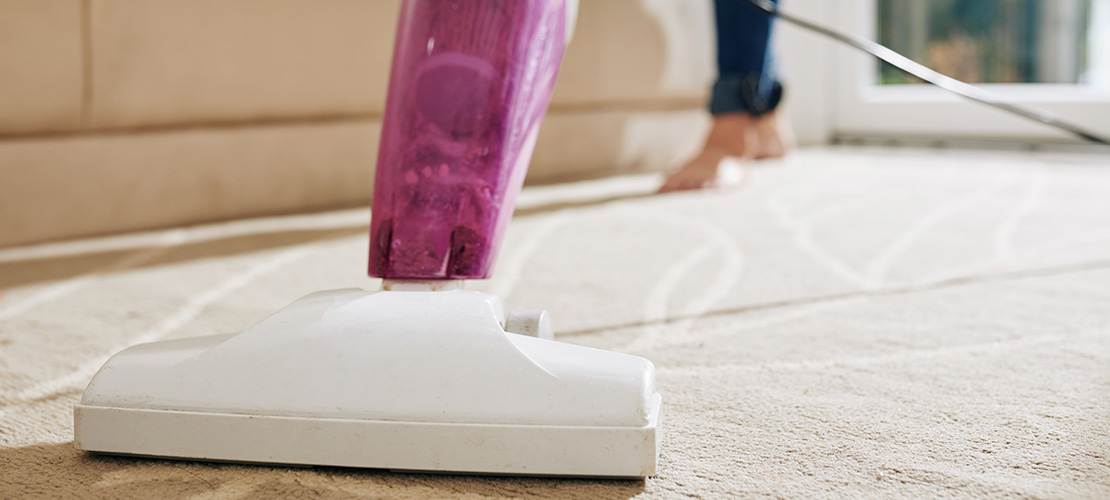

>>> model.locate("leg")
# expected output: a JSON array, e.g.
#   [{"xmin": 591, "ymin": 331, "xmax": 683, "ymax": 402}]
[{"xmin": 660, "ymin": 0, "xmax": 794, "ymax": 193}]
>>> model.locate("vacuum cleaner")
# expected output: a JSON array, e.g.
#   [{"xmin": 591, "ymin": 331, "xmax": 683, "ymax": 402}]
[{"xmin": 74, "ymin": 0, "xmax": 661, "ymax": 478}]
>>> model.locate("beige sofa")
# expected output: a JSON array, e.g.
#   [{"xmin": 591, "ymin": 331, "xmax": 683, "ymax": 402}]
[{"xmin": 0, "ymin": 0, "xmax": 716, "ymax": 247}]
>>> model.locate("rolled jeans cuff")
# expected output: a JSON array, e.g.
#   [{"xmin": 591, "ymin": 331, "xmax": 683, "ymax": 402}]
[{"xmin": 709, "ymin": 75, "xmax": 784, "ymax": 116}]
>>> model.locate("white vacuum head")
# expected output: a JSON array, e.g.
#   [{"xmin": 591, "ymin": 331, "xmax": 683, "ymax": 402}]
[{"xmin": 74, "ymin": 288, "xmax": 661, "ymax": 478}]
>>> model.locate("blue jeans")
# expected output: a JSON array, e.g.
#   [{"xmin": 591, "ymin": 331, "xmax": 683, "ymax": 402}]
[{"xmin": 710, "ymin": 0, "xmax": 782, "ymax": 116}]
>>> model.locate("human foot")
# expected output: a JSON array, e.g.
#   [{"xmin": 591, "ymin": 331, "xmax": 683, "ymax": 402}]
[{"xmin": 658, "ymin": 109, "xmax": 793, "ymax": 193}]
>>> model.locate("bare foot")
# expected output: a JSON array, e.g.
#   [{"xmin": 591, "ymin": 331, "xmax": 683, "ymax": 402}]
[{"xmin": 659, "ymin": 109, "xmax": 793, "ymax": 193}]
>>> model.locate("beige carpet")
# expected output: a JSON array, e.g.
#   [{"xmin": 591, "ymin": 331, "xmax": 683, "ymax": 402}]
[{"xmin": 2, "ymin": 147, "xmax": 1109, "ymax": 499}]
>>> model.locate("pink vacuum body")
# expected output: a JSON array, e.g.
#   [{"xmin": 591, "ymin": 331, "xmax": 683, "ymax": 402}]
[{"xmin": 369, "ymin": 0, "xmax": 567, "ymax": 279}]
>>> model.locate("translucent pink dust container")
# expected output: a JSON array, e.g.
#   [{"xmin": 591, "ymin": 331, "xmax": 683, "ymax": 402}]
[{"xmin": 369, "ymin": 0, "xmax": 567, "ymax": 279}]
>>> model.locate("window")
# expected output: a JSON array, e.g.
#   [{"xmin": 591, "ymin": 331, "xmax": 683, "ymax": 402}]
[
  {"xmin": 878, "ymin": 0, "xmax": 1108, "ymax": 88},
  {"xmin": 828, "ymin": 0, "xmax": 1110, "ymax": 144}
]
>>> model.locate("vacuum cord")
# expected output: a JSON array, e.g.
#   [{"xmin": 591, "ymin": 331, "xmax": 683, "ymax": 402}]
[{"xmin": 739, "ymin": 0, "xmax": 1110, "ymax": 146}]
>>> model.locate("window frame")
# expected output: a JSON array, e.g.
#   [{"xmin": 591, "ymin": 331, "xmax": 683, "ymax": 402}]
[{"xmin": 828, "ymin": 0, "xmax": 1110, "ymax": 144}]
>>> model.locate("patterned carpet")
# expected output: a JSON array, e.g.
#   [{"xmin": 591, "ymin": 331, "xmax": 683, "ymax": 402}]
[{"xmin": 2, "ymin": 147, "xmax": 1109, "ymax": 498}]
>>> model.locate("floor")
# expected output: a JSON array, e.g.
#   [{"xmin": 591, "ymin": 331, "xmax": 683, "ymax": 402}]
[{"xmin": 2, "ymin": 147, "xmax": 1109, "ymax": 498}]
